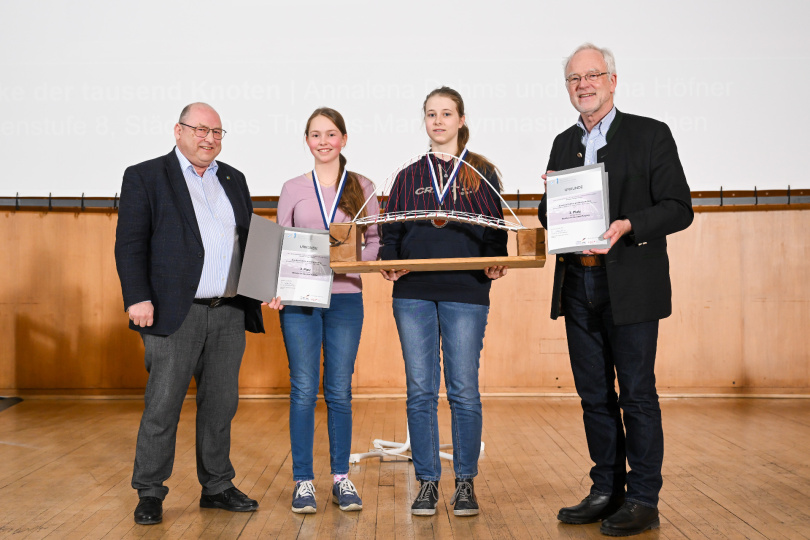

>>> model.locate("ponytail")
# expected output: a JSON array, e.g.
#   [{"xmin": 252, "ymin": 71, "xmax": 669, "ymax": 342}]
[{"xmin": 337, "ymin": 154, "xmax": 371, "ymax": 231}]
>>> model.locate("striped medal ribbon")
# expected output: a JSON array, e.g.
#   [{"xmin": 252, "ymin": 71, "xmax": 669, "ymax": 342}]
[
  {"xmin": 312, "ymin": 168, "xmax": 348, "ymax": 230},
  {"xmin": 426, "ymin": 148, "xmax": 468, "ymax": 228}
]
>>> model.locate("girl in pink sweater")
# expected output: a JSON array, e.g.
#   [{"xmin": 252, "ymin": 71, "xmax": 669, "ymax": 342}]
[{"xmin": 276, "ymin": 108, "xmax": 379, "ymax": 514}]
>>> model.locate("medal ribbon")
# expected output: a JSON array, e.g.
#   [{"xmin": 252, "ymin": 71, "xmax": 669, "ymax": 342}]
[
  {"xmin": 312, "ymin": 168, "xmax": 348, "ymax": 230},
  {"xmin": 426, "ymin": 148, "xmax": 468, "ymax": 206}
]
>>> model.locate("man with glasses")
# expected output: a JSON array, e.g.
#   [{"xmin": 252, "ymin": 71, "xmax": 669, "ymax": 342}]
[
  {"xmin": 115, "ymin": 102, "xmax": 264, "ymax": 525},
  {"xmin": 539, "ymin": 44, "xmax": 693, "ymax": 536}
]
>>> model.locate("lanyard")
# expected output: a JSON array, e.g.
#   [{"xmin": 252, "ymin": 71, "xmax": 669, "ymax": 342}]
[
  {"xmin": 312, "ymin": 168, "xmax": 348, "ymax": 229},
  {"xmin": 426, "ymin": 148, "xmax": 468, "ymax": 206}
]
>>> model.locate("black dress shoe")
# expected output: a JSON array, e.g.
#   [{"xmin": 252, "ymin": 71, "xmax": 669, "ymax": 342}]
[
  {"xmin": 600, "ymin": 502, "xmax": 659, "ymax": 536},
  {"xmin": 200, "ymin": 487, "xmax": 258, "ymax": 512},
  {"xmin": 134, "ymin": 496, "xmax": 163, "ymax": 525},
  {"xmin": 557, "ymin": 493, "xmax": 625, "ymax": 524}
]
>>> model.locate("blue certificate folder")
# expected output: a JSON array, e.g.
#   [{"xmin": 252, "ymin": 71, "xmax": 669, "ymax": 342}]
[{"xmin": 237, "ymin": 214, "xmax": 333, "ymax": 308}]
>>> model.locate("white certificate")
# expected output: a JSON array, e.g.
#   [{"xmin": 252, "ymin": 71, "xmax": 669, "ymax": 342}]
[
  {"xmin": 546, "ymin": 163, "xmax": 611, "ymax": 254},
  {"xmin": 237, "ymin": 215, "xmax": 333, "ymax": 308},
  {"xmin": 275, "ymin": 229, "xmax": 333, "ymax": 307}
]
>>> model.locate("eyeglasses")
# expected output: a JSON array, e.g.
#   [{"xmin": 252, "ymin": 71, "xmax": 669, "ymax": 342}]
[
  {"xmin": 179, "ymin": 122, "xmax": 226, "ymax": 140},
  {"xmin": 565, "ymin": 72, "xmax": 608, "ymax": 86}
]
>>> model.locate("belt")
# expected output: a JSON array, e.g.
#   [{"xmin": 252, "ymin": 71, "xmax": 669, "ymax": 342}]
[
  {"xmin": 193, "ymin": 297, "xmax": 235, "ymax": 308},
  {"xmin": 561, "ymin": 254, "xmax": 605, "ymax": 267}
]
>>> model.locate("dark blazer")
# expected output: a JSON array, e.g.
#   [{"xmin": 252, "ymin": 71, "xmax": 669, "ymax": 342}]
[
  {"xmin": 539, "ymin": 110, "xmax": 693, "ymax": 325},
  {"xmin": 115, "ymin": 149, "xmax": 264, "ymax": 336}
]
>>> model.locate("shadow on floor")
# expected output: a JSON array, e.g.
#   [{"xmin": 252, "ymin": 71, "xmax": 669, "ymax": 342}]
[{"xmin": 0, "ymin": 397, "xmax": 23, "ymax": 412}]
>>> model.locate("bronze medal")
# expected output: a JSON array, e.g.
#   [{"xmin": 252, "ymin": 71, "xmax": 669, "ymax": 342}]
[{"xmin": 430, "ymin": 156, "xmax": 452, "ymax": 228}]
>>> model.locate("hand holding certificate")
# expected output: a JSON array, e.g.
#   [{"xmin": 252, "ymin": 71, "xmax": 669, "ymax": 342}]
[
  {"xmin": 237, "ymin": 214, "xmax": 334, "ymax": 308},
  {"xmin": 276, "ymin": 229, "xmax": 332, "ymax": 306},
  {"xmin": 545, "ymin": 163, "xmax": 611, "ymax": 254}
]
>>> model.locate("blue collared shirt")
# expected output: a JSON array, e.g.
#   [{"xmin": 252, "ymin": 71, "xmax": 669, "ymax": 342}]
[
  {"xmin": 174, "ymin": 147, "xmax": 241, "ymax": 298},
  {"xmin": 578, "ymin": 106, "xmax": 617, "ymax": 166}
]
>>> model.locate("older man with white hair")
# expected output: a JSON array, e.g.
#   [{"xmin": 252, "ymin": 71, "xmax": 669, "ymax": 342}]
[{"xmin": 539, "ymin": 44, "xmax": 693, "ymax": 536}]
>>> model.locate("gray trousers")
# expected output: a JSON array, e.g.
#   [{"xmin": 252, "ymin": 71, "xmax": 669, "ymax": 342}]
[{"xmin": 132, "ymin": 303, "xmax": 246, "ymax": 500}]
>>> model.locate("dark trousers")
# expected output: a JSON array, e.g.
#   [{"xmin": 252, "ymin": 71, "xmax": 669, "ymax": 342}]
[
  {"xmin": 561, "ymin": 265, "xmax": 663, "ymax": 508},
  {"xmin": 132, "ymin": 303, "xmax": 246, "ymax": 500}
]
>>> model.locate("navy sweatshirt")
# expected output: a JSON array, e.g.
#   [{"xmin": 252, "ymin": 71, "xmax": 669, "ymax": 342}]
[{"xmin": 379, "ymin": 154, "xmax": 508, "ymax": 306}]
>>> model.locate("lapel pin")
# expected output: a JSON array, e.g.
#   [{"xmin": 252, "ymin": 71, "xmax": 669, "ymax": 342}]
[{"xmin": 226, "ymin": 176, "xmax": 230, "ymax": 180}]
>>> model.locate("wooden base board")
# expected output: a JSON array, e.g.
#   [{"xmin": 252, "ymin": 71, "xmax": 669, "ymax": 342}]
[
  {"xmin": 328, "ymin": 223, "xmax": 546, "ymax": 273},
  {"xmin": 331, "ymin": 255, "xmax": 546, "ymax": 274},
  {"xmin": 7, "ymin": 385, "xmax": 810, "ymax": 398}
]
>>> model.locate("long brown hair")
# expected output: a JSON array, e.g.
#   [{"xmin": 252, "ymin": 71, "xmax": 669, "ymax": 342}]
[
  {"xmin": 422, "ymin": 86, "xmax": 502, "ymax": 191},
  {"xmin": 305, "ymin": 107, "xmax": 371, "ymax": 224}
]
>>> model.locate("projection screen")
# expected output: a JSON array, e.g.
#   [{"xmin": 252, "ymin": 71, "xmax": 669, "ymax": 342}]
[{"xmin": 1, "ymin": 0, "xmax": 807, "ymax": 196}]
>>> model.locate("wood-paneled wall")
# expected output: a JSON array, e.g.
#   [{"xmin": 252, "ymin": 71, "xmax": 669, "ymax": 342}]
[{"xmin": 1, "ymin": 209, "xmax": 808, "ymax": 394}]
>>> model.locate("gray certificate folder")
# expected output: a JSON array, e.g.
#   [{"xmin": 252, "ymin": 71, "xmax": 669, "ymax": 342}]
[
  {"xmin": 237, "ymin": 214, "xmax": 284, "ymax": 304},
  {"xmin": 237, "ymin": 214, "xmax": 333, "ymax": 308}
]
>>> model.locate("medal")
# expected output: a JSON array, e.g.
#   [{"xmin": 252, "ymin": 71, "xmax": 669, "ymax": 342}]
[{"xmin": 427, "ymin": 148, "xmax": 467, "ymax": 228}]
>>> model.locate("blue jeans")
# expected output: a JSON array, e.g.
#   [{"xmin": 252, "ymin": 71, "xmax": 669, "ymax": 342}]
[
  {"xmin": 392, "ymin": 298, "xmax": 488, "ymax": 481},
  {"xmin": 279, "ymin": 293, "xmax": 364, "ymax": 481},
  {"xmin": 562, "ymin": 265, "xmax": 663, "ymax": 508}
]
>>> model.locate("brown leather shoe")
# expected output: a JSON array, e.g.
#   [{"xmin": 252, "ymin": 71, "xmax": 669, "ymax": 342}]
[
  {"xmin": 134, "ymin": 496, "xmax": 163, "ymax": 525},
  {"xmin": 557, "ymin": 493, "xmax": 625, "ymax": 524},
  {"xmin": 200, "ymin": 487, "xmax": 258, "ymax": 512},
  {"xmin": 600, "ymin": 502, "xmax": 659, "ymax": 536}
]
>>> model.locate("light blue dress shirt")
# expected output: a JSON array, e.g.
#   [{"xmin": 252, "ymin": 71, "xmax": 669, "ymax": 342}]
[
  {"xmin": 174, "ymin": 147, "xmax": 241, "ymax": 298},
  {"xmin": 578, "ymin": 106, "xmax": 617, "ymax": 166}
]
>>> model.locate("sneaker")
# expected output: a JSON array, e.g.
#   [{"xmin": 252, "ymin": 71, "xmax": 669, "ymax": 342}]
[
  {"xmin": 332, "ymin": 478, "xmax": 363, "ymax": 511},
  {"xmin": 450, "ymin": 478, "xmax": 479, "ymax": 516},
  {"xmin": 411, "ymin": 480, "xmax": 439, "ymax": 516},
  {"xmin": 291, "ymin": 480, "xmax": 316, "ymax": 514}
]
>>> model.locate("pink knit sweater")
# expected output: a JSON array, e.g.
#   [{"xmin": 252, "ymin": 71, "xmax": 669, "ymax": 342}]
[{"xmin": 277, "ymin": 173, "xmax": 380, "ymax": 294}]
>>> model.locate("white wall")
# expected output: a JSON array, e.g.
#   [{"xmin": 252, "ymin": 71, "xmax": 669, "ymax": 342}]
[{"xmin": 1, "ymin": 0, "xmax": 807, "ymax": 195}]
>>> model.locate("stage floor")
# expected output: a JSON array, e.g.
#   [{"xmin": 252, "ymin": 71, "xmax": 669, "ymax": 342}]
[{"xmin": 0, "ymin": 397, "xmax": 808, "ymax": 539}]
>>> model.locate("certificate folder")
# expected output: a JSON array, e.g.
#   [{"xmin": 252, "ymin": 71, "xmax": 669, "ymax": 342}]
[
  {"xmin": 237, "ymin": 214, "xmax": 333, "ymax": 308},
  {"xmin": 545, "ymin": 163, "xmax": 611, "ymax": 254}
]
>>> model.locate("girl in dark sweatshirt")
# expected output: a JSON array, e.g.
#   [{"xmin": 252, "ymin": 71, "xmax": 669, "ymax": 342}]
[{"xmin": 380, "ymin": 86, "xmax": 508, "ymax": 517}]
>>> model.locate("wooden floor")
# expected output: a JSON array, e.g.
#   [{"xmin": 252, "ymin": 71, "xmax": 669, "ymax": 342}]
[{"xmin": 0, "ymin": 397, "xmax": 809, "ymax": 539}]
